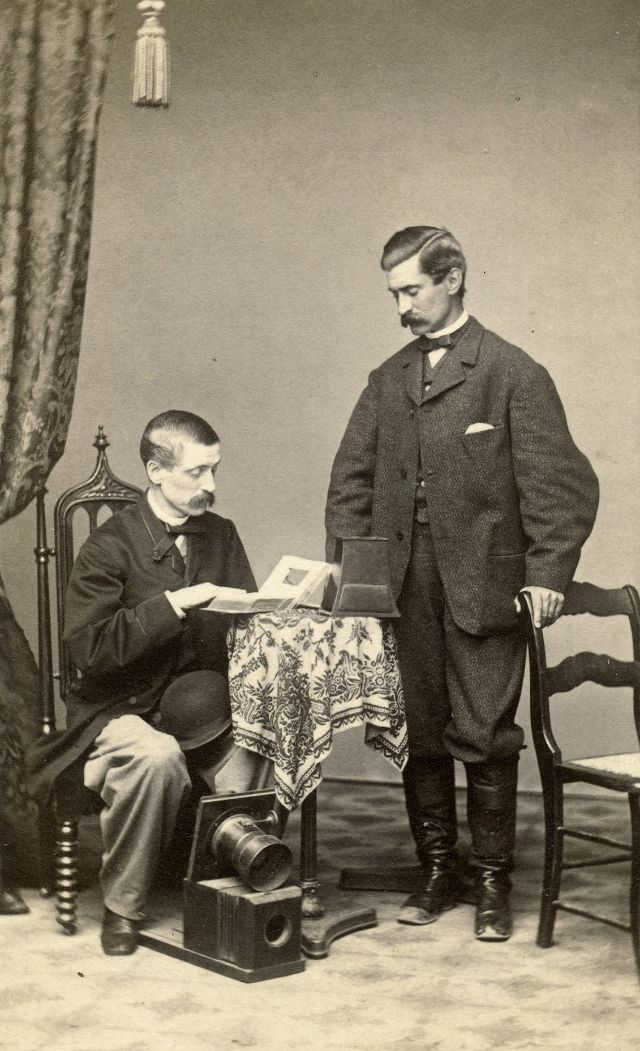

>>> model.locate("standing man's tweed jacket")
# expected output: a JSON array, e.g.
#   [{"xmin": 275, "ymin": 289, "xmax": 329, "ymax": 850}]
[{"xmin": 326, "ymin": 316, "xmax": 599, "ymax": 634}]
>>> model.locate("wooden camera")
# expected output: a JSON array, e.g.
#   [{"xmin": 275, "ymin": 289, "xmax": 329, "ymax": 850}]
[{"xmin": 140, "ymin": 790, "xmax": 304, "ymax": 982}]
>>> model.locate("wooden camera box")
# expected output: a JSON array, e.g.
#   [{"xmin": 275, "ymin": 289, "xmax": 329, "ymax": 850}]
[{"xmin": 184, "ymin": 875, "xmax": 303, "ymax": 978}]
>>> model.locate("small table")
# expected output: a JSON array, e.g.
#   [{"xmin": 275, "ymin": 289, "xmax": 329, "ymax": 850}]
[{"xmin": 227, "ymin": 608, "xmax": 408, "ymax": 957}]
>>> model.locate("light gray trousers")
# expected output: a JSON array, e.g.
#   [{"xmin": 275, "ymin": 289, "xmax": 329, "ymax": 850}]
[{"xmin": 84, "ymin": 714, "xmax": 271, "ymax": 920}]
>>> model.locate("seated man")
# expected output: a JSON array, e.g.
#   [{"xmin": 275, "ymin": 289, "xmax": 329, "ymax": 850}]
[{"xmin": 37, "ymin": 410, "xmax": 268, "ymax": 955}]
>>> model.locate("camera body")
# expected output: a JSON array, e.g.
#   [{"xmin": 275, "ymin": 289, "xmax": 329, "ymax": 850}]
[{"xmin": 181, "ymin": 789, "xmax": 304, "ymax": 981}]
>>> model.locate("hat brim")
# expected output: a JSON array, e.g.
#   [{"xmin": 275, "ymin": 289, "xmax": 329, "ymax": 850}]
[{"xmin": 178, "ymin": 717, "xmax": 233, "ymax": 751}]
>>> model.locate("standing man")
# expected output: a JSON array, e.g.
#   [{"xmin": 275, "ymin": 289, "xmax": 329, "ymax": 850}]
[
  {"xmin": 325, "ymin": 227, "xmax": 598, "ymax": 941},
  {"xmin": 31, "ymin": 410, "xmax": 268, "ymax": 955}
]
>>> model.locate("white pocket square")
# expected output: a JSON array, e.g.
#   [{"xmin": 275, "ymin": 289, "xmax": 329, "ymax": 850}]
[{"xmin": 465, "ymin": 422, "xmax": 495, "ymax": 434}]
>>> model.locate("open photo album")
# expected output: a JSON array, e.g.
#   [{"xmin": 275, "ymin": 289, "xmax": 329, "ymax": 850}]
[{"xmin": 203, "ymin": 556, "xmax": 332, "ymax": 614}]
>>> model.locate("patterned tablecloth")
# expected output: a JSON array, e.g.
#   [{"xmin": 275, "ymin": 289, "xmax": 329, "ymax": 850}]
[{"xmin": 227, "ymin": 608, "xmax": 408, "ymax": 810}]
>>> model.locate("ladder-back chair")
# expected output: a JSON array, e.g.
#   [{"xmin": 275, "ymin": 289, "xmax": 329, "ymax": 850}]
[
  {"xmin": 36, "ymin": 427, "xmax": 141, "ymax": 933},
  {"xmin": 523, "ymin": 581, "xmax": 640, "ymax": 978}
]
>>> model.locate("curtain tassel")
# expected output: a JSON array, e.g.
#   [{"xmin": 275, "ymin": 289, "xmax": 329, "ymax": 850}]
[{"xmin": 133, "ymin": 1, "xmax": 170, "ymax": 108}]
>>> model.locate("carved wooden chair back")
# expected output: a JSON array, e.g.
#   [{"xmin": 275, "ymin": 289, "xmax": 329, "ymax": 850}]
[
  {"xmin": 523, "ymin": 580, "xmax": 640, "ymax": 979},
  {"xmin": 37, "ymin": 427, "xmax": 142, "ymax": 736}
]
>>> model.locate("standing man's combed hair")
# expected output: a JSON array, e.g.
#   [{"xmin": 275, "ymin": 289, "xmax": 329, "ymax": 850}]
[
  {"xmin": 140, "ymin": 410, "xmax": 220, "ymax": 469},
  {"xmin": 381, "ymin": 226, "xmax": 467, "ymax": 296}
]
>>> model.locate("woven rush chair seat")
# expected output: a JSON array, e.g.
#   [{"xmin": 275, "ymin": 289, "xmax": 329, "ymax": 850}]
[{"xmin": 567, "ymin": 753, "xmax": 640, "ymax": 784}]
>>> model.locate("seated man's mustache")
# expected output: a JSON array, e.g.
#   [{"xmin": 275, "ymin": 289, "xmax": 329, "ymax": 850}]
[{"xmin": 189, "ymin": 493, "xmax": 215, "ymax": 509}]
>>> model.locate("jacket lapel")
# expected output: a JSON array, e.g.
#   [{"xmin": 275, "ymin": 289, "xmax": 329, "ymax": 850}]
[
  {"xmin": 401, "ymin": 339, "xmax": 426, "ymax": 406},
  {"xmin": 420, "ymin": 317, "xmax": 484, "ymax": 403},
  {"xmin": 138, "ymin": 495, "xmax": 187, "ymax": 580},
  {"xmin": 184, "ymin": 532, "xmax": 204, "ymax": 586},
  {"xmin": 422, "ymin": 352, "xmax": 467, "ymax": 402}
]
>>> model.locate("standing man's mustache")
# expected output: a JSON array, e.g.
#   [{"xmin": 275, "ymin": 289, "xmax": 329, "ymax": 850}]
[{"xmin": 401, "ymin": 314, "xmax": 420, "ymax": 327}]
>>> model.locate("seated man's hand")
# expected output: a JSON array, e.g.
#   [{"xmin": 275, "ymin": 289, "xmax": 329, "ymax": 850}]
[
  {"xmin": 169, "ymin": 583, "xmax": 219, "ymax": 614},
  {"xmin": 514, "ymin": 586, "xmax": 564, "ymax": 628}
]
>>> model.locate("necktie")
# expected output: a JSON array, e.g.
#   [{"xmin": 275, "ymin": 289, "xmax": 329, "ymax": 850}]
[
  {"xmin": 152, "ymin": 519, "xmax": 204, "ymax": 564},
  {"xmin": 424, "ymin": 334, "xmax": 452, "ymax": 351}
]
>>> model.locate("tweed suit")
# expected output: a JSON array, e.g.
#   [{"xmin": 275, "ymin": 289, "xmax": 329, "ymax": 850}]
[{"xmin": 325, "ymin": 317, "xmax": 599, "ymax": 761}]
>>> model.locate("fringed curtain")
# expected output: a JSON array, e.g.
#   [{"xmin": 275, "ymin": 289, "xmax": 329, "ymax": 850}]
[{"xmin": 0, "ymin": 0, "xmax": 115, "ymax": 881}]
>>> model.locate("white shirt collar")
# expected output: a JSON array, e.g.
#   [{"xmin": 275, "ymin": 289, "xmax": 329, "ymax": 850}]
[
  {"xmin": 146, "ymin": 487, "xmax": 188, "ymax": 528},
  {"xmin": 428, "ymin": 309, "xmax": 469, "ymax": 340}
]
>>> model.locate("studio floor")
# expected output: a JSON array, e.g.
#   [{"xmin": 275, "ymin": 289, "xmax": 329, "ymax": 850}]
[{"xmin": 1, "ymin": 781, "xmax": 638, "ymax": 1051}]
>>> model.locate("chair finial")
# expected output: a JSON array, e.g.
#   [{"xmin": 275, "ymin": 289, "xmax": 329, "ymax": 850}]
[{"xmin": 94, "ymin": 426, "xmax": 109, "ymax": 453}]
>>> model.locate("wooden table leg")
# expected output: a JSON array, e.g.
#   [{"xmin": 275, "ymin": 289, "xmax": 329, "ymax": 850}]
[
  {"xmin": 298, "ymin": 786, "xmax": 377, "ymax": 959},
  {"xmin": 299, "ymin": 789, "xmax": 324, "ymax": 918}
]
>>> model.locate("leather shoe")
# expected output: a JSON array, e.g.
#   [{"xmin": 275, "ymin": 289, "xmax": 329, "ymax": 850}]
[
  {"xmin": 474, "ymin": 869, "xmax": 513, "ymax": 941},
  {"xmin": 0, "ymin": 886, "xmax": 29, "ymax": 915},
  {"xmin": 101, "ymin": 907, "xmax": 139, "ymax": 956},
  {"xmin": 397, "ymin": 855, "xmax": 457, "ymax": 925}
]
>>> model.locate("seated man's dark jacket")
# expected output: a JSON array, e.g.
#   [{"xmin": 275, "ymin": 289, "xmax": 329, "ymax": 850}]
[{"xmin": 27, "ymin": 494, "xmax": 255, "ymax": 806}]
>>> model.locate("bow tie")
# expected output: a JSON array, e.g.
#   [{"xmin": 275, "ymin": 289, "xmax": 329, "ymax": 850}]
[
  {"xmin": 152, "ymin": 517, "xmax": 206, "ymax": 562},
  {"xmin": 423, "ymin": 334, "xmax": 452, "ymax": 351},
  {"xmin": 165, "ymin": 517, "xmax": 207, "ymax": 536}
]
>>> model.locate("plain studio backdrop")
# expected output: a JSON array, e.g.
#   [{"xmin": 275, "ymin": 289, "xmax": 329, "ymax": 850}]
[{"xmin": 1, "ymin": 0, "xmax": 638, "ymax": 791}]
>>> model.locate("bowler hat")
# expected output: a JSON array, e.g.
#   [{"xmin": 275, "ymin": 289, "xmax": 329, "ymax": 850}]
[{"xmin": 158, "ymin": 670, "xmax": 232, "ymax": 750}]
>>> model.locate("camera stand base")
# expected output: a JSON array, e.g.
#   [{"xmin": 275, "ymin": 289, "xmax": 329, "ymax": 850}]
[
  {"xmin": 300, "ymin": 887, "xmax": 377, "ymax": 959},
  {"xmin": 139, "ymin": 928, "xmax": 305, "ymax": 983}
]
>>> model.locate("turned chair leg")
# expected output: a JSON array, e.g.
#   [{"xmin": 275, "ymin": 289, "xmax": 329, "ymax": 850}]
[
  {"xmin": 629, "ymin": 792, "xmax": 640, "ymax": 979},
  {"xmin": 38, "ymin": 803, "xmax": 56, "ymax": 898},
  {"xmin": 537, "ymin": 778, "xmax": 564, "ymax": 948},
  {"xmin": 55, "ymin": 817, "xmax": 80, "ymax": 935}
]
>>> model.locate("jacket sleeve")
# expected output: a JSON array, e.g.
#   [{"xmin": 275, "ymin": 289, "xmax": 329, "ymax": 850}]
[
  {"xmin": 63, "ymin": 537, "xmax": 182, "ymax": 675},
  {"xmin": 224, "ymin": 520, "xmax": 257, "ymax": 592},
  {"xmin": 324, "ymin": 375, "xmax": 379, "ymax": 561},
  {"xmin": 509, "ymin": 363, "xmax": 599, "ymax": 593}
]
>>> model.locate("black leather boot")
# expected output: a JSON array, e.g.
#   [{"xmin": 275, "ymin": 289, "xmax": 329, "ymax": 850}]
[
  {"xmin": 397, "ymin": 755, "xmax": 458, "ymax": 925},
  {"xmin": 473, "ymin": 865, "xmax": 513, "ymax": 941},
  {"xmin": 465, "ymin": 756, "xmax": 519, "ymax": 942}
]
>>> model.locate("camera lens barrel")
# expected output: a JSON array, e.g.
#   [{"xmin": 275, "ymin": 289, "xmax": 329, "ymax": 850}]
[{"xmin": 211, "ymin": 814, "xmax": 292, "ymax": 892}]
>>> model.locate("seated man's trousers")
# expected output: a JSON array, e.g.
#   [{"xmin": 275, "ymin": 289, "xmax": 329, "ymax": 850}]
[{"xmin": 84, "ymin": 714, "xmax": 271, "ymax": 920}]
